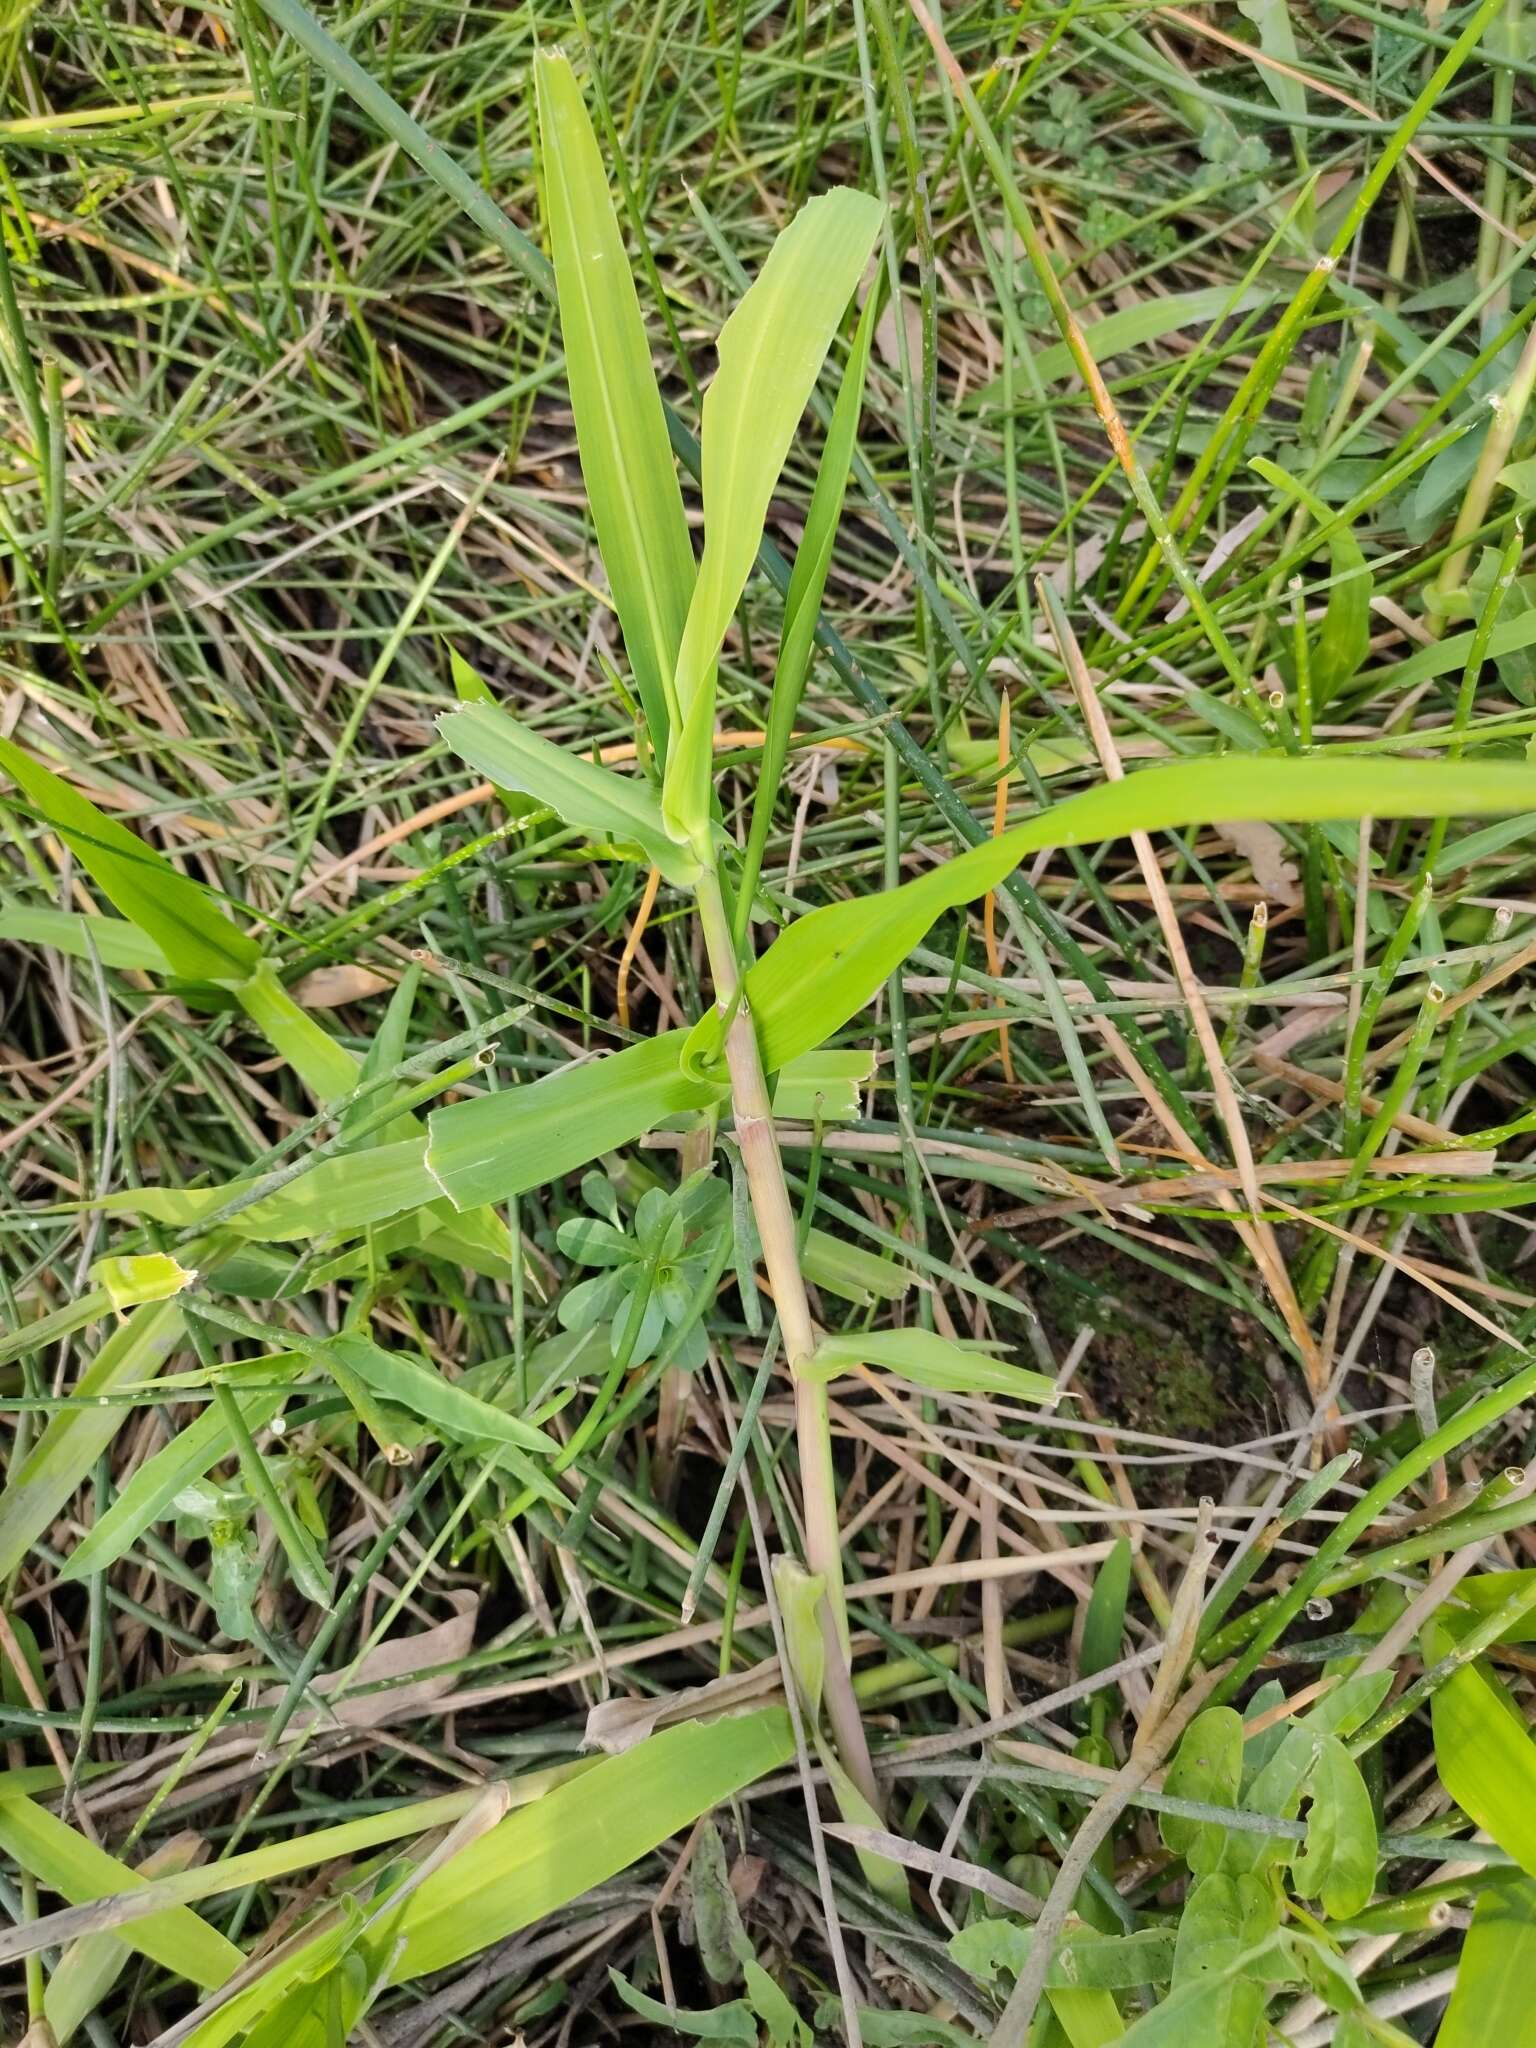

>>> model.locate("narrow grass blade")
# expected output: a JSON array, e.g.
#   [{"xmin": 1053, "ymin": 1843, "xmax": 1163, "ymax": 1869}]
[
  {"xmin": 426, "ymin": 1031, "xmax": 726, "ymax": 1209},
  {"xmin": 534, "ymin": 49, "xmax": 694, "ymax": 755},
  {"xmin": 0, "ymin": 737, "xmax": 258, "ymax": 980},
  {"xmin": 745, "ymin": 752, "xmax": 1536, "ymax": 1070}
]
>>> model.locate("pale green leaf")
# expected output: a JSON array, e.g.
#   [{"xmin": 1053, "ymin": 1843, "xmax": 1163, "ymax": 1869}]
[
  {"xmin": 662, "ymin": 186, "xmax": 882, "ymax": 844},
  {"xmin": 426, "ymin": 1030, "xmax": 726, "ymax": 1209},
  {"xmin": 949, "ymin": 1922, "xmax": 1175, "ymax": 1992},
  {"xmin": 801, "ymin": 1227, "xmax": 909, "ymax": 1304},
  {"xmin": 1437, "ymin": 1879, "xmax": 1536, "ymax": 2048},
  {"xmin": 0, "ymin": 1298, "xmax": 186, "ymax": 1581},
  {"xmin": 391, "ymin": 1708, "xmax": 794, "ymax": 1976},
  {"xmin": 1430, "ymin": 1645, "xmax": 1536, "ymax": 1874},
  {"xmin": 438, "ymin": 683, "xmax": 697, "ymax": 882},
  {"xmin": 449, "ymin": 652, "xmax": 537, "ymax": 815},
  {"xmin": 46, "ymin": 1836, "xmax": 205, "ymax": 2044},
  {"xmin": 1162, "ymin": 1706, "xmax": 1244, "ymax": 1866},
  {"xmin": 534, "ymin": 50, "xmax": 694, "ymax": 753},
  {"xmin": 0, "ymin": 904, "xmax": 172, "ymax": 973},
  {"xmin": 62, "ymin": 1380, "xmax": 294, "ymax": 1581},
  {"xmin": 974, "ymin": 286, "xmax": 1274, "ymax": 398},
  {"xmin": 0, "ymin": 736, "xmax": 259, "ymax": 981},
  {"xmin": 608, "ymin": 1972, "xmax": 757, "ymax": 2043},
  {"xmin": 809, "ymin": 1326, "xmax": 1061, "ymax": 1404},
  {"xmin": 745, "ymin": 752, "xmax": 1536, "ymax": 1072},
  {"xmin": 90, "ymin": 1252, "xmax": 197, "ymax": 1310},
  {"xmin": 0, "ymin": 1795, "xmax": 241, "ymax": 1992},
  {"xmin": 321, "ymin": 1334, "xmax": 556, "ymax": 1457},
  {"xmin": 93, "ymin": 1136, "xmax": 442, "ymax": 1241}
]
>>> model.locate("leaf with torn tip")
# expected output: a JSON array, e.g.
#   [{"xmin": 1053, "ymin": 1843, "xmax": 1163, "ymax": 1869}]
[{"xmin": 90, "ymin": 1252, "xmax": 197, "ymax": 1311}]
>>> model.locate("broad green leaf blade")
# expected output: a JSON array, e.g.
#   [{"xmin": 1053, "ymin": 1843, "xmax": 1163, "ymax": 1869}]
[
  {"xmin": 437, "ymin": 691, "xmax": 696, "ymax": 882},
  {"xmin": 62, "ymin": 1381, "xmax": 293, "ymax": 1581},
  {"xmin": 426, "ymin": 1031, "xmax": 727, "ymax": 1209},
  {"xmin": 46, "ymin": 1835, "xmax": 205, "ymax": 2044},
  {"xmin": 949, "ymin": 1922, "xmax": 1176, "ymax": 1993},
  {"xmin": 810, "ymin": 1327, "xmax": 1061, "ymax": 1404},
  {"xmin": 608, "ymin": 1972, "xmax": 757, "ymax": 2044},
  {"xmin": 0, "ymin": 736, "xmax": 259, "ymax": 981},
  {"xmin": 800, "ymin": 1228, "xmax": 909, "ymax": 1304},
  {"xmin": 0, "ymin": 1298, "xmax": 186, "ymax": 1581},
  {"xmin": 663, "ymin": 186, "xmax": 882, "ymax": 844},
  {"xmin": 1288, "ymin": 1733, "xmax": 1377, "ymax": 1919},
  {"xmin": 534, "ymin": 49, "xmax": 694, "ymax": 755},
  {"xmin": 324, "ymin": 1333, "xmax": 556, "ymax": 1457},
  {"xmin": 449, "ymin": 653, "xmax": 537, "ymax": 816},
  {"xmin": 745, "ymin": 751, "xmax": 1536, "ymax": 1072},
  {"xmin": 391, "ymin": 1708, "xmax": 794, "ymax": 1977},
  {"xmin": 234, "ymin": 960, "xmax": 361, "ymax": 1105},
  {"xmin": 0, "ymin": 904, "xmax": 172, "ymax": 973},
  {"xmin": 92, "ymin": 1136, "xmax": 442, "ymax": 1241},
  {"xmin": 0, "ymin": 1795, "xmax": 241, "ymax": 1991},
  {"xmin": 1080, "ymin": 1539, "xmax": 1133, "ymax": 1682},
  {"xmin": 1437, "ymin": 1879, "xmax": 1536, "ymax": 2048},
  {"xmin": 1430, "ymin": 1646, "xmax": 1536, "ymax": 1874}
]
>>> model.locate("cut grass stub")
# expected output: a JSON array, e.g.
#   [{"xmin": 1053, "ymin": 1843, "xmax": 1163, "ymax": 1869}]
[{"xmin": 3, "ymin": 3, "xmax": 1536, "ymax": 2044}]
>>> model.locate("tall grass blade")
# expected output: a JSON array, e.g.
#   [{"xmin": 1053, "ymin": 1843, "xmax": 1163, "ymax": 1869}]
[
  {"xmin": 534, "ymin": 49, "xmax": 695, "ymax": 756},
  {"xmin": 663, "ymin": 188, "xmax": 881, "ymax": 845}
]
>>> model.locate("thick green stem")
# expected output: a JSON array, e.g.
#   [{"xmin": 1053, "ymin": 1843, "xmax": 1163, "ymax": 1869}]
[{"xmin": 694, "ymin": 870, "xmax": 881, "ymax": 1814}]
